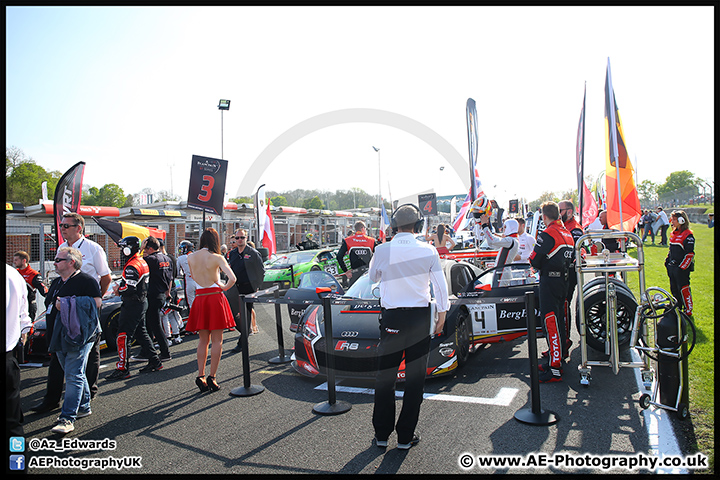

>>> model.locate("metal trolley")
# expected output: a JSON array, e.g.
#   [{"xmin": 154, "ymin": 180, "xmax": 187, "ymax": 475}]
[{"xmin": 575, "ymin": 231, "xmax": 653, "ymax": 387}]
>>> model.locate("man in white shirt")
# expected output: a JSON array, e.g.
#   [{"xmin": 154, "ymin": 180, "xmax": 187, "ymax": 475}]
[
  {"xmin": 514, "ymin": 217, "xmax": 536, "ymax": 263},
  {"xmin": 368, "ymin": 204, "xmax": 449, "ymax": 450},
  {"xmin": 31, "ymin": 212, "xmax": 112, "ymax": 413},
  {"xmin": 7, "ymin": 264, "xmax": 32, "ymax": 439}
]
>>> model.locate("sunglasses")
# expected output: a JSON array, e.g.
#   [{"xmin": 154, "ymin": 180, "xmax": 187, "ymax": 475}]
[
  {"xmin": 233, "ymin": 236, "xmax": 246, "ymax": 240},
  {"xmin": 53, "ymin": 258, "xmax": 69, "ymax": 263},
  {"xmin": 59, "ymin": 223, "xmax": 79, "ymax": 229}
]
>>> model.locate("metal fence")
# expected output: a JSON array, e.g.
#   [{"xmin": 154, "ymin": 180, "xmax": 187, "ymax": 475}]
[{"xmin": 5, "ymin": 215, "xmax": 365, "ymax": 284}]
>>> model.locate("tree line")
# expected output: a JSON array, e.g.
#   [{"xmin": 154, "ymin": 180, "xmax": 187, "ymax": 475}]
[{"xmin": 7, "ymin": 146, "xmax": 708, "ymax": 211}]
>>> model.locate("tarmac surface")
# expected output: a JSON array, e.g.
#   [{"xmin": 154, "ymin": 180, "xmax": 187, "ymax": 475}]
[{"xmin": 17, "ymin": 302, "xmax": 698, "ymax": 475}]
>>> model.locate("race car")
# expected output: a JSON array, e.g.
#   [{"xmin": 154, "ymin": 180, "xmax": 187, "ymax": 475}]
[
  {"xmin": 440, "ymin": 235, "xmax": 499, "ymax": 271},
  {"xmin": 23, "ymin": 278, "xmax": 189, "ymax": 359},
  {"xmin": 284, "ymin": 270, "xmax": 345, "ymax": 332},
  {"xmin": 262, "ymin": 248, "xmax": 344, "ymax": 291},
  {"xmin": 291, "ymin": 259, "xmax": 482, "ymax": 381}
]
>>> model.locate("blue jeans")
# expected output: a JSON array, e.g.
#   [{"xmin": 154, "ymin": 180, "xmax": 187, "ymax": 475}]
[{"xmin": 56, "ymin": 342, "xmax": 93, "ymax": 422}]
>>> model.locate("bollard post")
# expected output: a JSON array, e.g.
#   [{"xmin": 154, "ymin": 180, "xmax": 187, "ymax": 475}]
[
  {"xmin": 230, "ymin": 294, "xmax": 265, "ymax": 397},
  {"xmin": 269, "ymin": 288, "xmax": 292, "ymax": 364},
  {"xmin": 514, "ymin": 291, "xmax": 559, "ymax": 425},
  {"xmin": 312, "ymin": 288, "xmax": 351, "ymax": 415}
]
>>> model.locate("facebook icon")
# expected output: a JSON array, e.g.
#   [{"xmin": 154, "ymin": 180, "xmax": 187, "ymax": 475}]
[{"xmin": 10, "ymin": 455, "xmax": 25, "ymax": 471}]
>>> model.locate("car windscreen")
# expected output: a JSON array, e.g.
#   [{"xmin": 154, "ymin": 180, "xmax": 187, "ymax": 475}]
[
  {"xmin": 344, "ymin": 274, "xmax": 379, "ymax": 300},
  {"xmin": 272, "ymin": 251, "xmax": 316, "ymax": 267}
]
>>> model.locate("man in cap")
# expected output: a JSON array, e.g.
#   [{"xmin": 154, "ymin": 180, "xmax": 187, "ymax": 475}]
[{"xmin": 369, "ymin": 204, "xmax": 449, "ymax": 450}]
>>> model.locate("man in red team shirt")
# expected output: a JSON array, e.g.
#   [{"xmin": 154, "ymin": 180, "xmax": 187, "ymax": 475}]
[
  {"xmin": 13, "ymin": 251, "xmax": 48, "ymax": 320},
  {"xmin": 336, "ymin": 221, "xmax": 377, "ymax": 287}
]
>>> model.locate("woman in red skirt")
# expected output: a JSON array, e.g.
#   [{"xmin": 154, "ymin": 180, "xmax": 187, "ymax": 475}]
[{"xmin": 186, "ymin": 228, "xmax": 237, "ymax": 392}]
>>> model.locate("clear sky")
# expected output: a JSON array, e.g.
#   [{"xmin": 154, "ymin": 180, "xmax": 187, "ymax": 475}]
[{"xmin": 6, "ymin": 6, "xmax": 714, "ymax": 208}]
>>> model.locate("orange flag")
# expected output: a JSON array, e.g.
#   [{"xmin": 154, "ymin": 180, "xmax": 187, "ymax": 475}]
[{"xmin": 604, "ymin": 58, "xmax": 641, "ymax": 232}]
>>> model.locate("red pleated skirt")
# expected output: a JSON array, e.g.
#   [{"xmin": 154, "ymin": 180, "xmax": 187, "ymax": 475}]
[{"xmin": 185, "ymin": 287, "xmax": 236, "ymax": 332}]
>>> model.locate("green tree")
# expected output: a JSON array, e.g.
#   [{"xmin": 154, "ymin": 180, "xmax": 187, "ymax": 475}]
[
  {"xmin": 656, "ymin": 170, "xmax": 696, "ymax": 196},
  {"xmin": 638, "ymin": 179, "xmax": 658, "ymax": 204},
  {"xmin": 269, "ymin": 195, "xmax": 287, "ymax": 206},
  {"xmin": 83, "ymin": 184, "xmax": 127, "ymax": 207},
  {"xmin": 5, "ymin": 151, "xmax": 62, "ymax": 206},
  {"xmin": 302, "ymin": 196, "xmax": 324, "ymax": 210}
]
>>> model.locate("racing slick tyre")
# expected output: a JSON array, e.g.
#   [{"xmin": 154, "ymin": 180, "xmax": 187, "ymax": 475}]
[
  {"xmin": 455, "ymin": 310, "xmax": 471, "ymax": 368},
  {"xmin": 576, "ymin": 279, "xmax": 638, "ymax": 353},
  {"xmin": 102, "ymin": 309, "xmax": 121, "ymax": 352}
]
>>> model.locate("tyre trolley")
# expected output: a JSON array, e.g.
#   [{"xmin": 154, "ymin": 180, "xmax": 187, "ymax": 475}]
[{"xmin": 575, "ymin": 231, "xmax": 653, "ymax": 387}]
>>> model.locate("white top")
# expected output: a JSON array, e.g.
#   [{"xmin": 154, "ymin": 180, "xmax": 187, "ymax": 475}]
[
  {"xmin": 516, "ymin": 232, "xmax": 537, "ymax": 262},
  {"xmin": 61, "ymin": 235, "xmax": 112, "ymax": 284},
  {"xmin": 6, "ymin": 265, "xmax": 31, "ymax": 352},
  {"xmin": 369, "ymin": 232, "xmax": 450, "ymax": 312},
  {"xmin": 473, "ymin": 224, "xmax": 520, "ymax": 266}
]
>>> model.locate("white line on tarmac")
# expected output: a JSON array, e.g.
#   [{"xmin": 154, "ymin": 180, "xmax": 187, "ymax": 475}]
[
  {"xmin": 314, "ymin": 383, "xmax": 519, "ymax": 407},
  {"xmin": 630, "ymin": 349, "xmax": 687, "ymax": 475}
]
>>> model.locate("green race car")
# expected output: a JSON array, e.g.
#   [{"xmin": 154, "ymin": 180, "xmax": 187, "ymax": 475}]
[{"xmin": 262, "ymin": 249, "xmax": 346, "ymax": 291}]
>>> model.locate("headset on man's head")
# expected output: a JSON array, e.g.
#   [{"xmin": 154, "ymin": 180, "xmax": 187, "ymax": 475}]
[{"xmin": 390, "ymin": 203, "xmax": 425, "ymax": 235}]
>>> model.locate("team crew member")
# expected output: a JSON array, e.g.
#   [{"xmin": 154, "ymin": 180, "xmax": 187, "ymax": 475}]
[
  {"xmin": 177, "ymin": 240, "xmax": 197, "ymax": 308},
  {"xmin": 13, "ymin": 251, "xmax": 48, "ymax": 321},
  {"xmin": 665, "ymin": 210, "xmax": 695, "ymax": 316},
  {"xmin": 336, "ymin": 221, "xmax": 377, "ymax": 287},
  {"xmin": 107, "ymin": 237, "xmax": 151, "ymax": 380},
  {"xmin": 558, "ymin": 200, "xmax": 584, "ymax": 360},
  {"xmin": 139, "ymin": 236, "xmax": 173, "ymax": 369},
  {"xmin": 529, "ymin": 201, "xmax": 574, "ymax": 383},
  {"xmin": 228, "ymin": 229, "xmax": 265, "ymax": 353},
  {"xmin": 514, "ymin": 217, "xmax": 536, "ymax": 263},
  {"xmin": 369, "ymin": 204, "xmax": 450, "ymax": 450},
  {"xmin": 473, "ymin": 214, "xmax": 521, "ymax": 269},
  {"xmin": 31, "ymin": 212, "xmax": 111, "ymax": 413}
]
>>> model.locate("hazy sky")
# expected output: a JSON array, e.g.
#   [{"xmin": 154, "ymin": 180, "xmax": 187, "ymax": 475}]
[{"xmin": 6, "ymin": 6, "xmax": 714, "ymax": 208}]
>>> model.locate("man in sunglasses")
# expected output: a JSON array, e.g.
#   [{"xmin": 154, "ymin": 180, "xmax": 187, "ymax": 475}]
[
  {"xmin": 30, "ymin": 212, "xmax": 112, "ymax": 414},
  {"xmin": 227, "ymin": 229, "xmax": 265, "ymax": 352}
]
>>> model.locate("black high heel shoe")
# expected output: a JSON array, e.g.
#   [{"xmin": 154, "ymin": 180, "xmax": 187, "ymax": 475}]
[
  {"xmin": 195, "ymin": 376, "xmax": 209, "ymax": 393},
  {"xmin": 206, "ymin": 376, "xmax": 220, "ymax": 392}
]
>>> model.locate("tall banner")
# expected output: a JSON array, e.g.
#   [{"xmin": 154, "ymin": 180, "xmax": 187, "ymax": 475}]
[
  {"xmin": 187, "ymin": 155, "xmax": 228, "ymax": 215},
  {"xmin": 54, "ymin": 162, "xmax": 85, "ymax": 247},
  {"xmin": 452, "ymin": 98, "xmax": 485, "ymax": 232},
  {"xmin": 604, "ymin": 59, "xmax": 641, "ymax": 232},
  {"xmin": 379, "ymin": 203, "xmax": 390, "ymax": 242},
  {"xmin": 576, "ymin": 83, "xmax": 599, "ymax": 228},
  {"xmin": 256, "ymin": 184, "xmax": 267, "ymax": 245},
  {"xmin": 466, "ymin": 98, "xmax": 479, "ymax": 202},
  {"xmin": 262, "ymin": 203, "xmax": 276, "ymax": 255}
]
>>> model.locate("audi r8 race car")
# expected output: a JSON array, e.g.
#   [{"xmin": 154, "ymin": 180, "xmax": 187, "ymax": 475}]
[
  {"xmin": 23, "ymin": 278, "xmax": 190, "ymax": 359},
  {"xmin": 262, "ymin": 248, "xmax": 344, "ymax": 291},
  {"xmin": 291, "ymin": 259, "xmax": 482, "ymax": 381}
]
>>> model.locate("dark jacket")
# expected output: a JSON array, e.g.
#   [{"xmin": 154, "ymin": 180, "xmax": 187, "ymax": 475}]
[
  {"xmin": 49, "ymin": 296, "xmax": 100, "ymax": 353},
  {"xmin": 228, "ymin": 246, "xmax": 265, "ymax": 291}
]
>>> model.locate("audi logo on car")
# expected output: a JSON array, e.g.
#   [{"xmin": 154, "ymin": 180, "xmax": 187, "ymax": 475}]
[{"xmin": 340, "ymin": 331, "xmax": 359, "ymax": 337}]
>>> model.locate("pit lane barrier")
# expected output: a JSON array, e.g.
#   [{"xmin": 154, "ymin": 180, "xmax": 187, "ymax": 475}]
[
  {"xmin": 514, "ymin": 291, "xmax": 559, "ymax": 426},
  {"xmin": 236, "ymin": 283, "xmax": 567, "ymax": 424}
]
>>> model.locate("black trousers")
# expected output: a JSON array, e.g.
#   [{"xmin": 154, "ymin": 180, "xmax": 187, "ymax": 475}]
[
  {"xmin": 43, "ymin": 336, "xmax": 100, "ymax": 405},
  {"xmin": 116, "ymin": 298, "xmax": 150, "ymax": 371},
  {"xmin": 372, "ymin": 306, "xmax": 431, "ymax": 444},
  {"xmin": 539, "ymin": 276, "xmax": 568, "ymax": 368},
  {"xmin": 145, "ymin": 294, "xmax": 170, "ymax": 358}
]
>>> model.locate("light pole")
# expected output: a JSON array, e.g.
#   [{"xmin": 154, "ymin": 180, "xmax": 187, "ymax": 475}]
[{"xmin": 218, "ymin": 99, "xmax": 230, "ymax": 159}]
